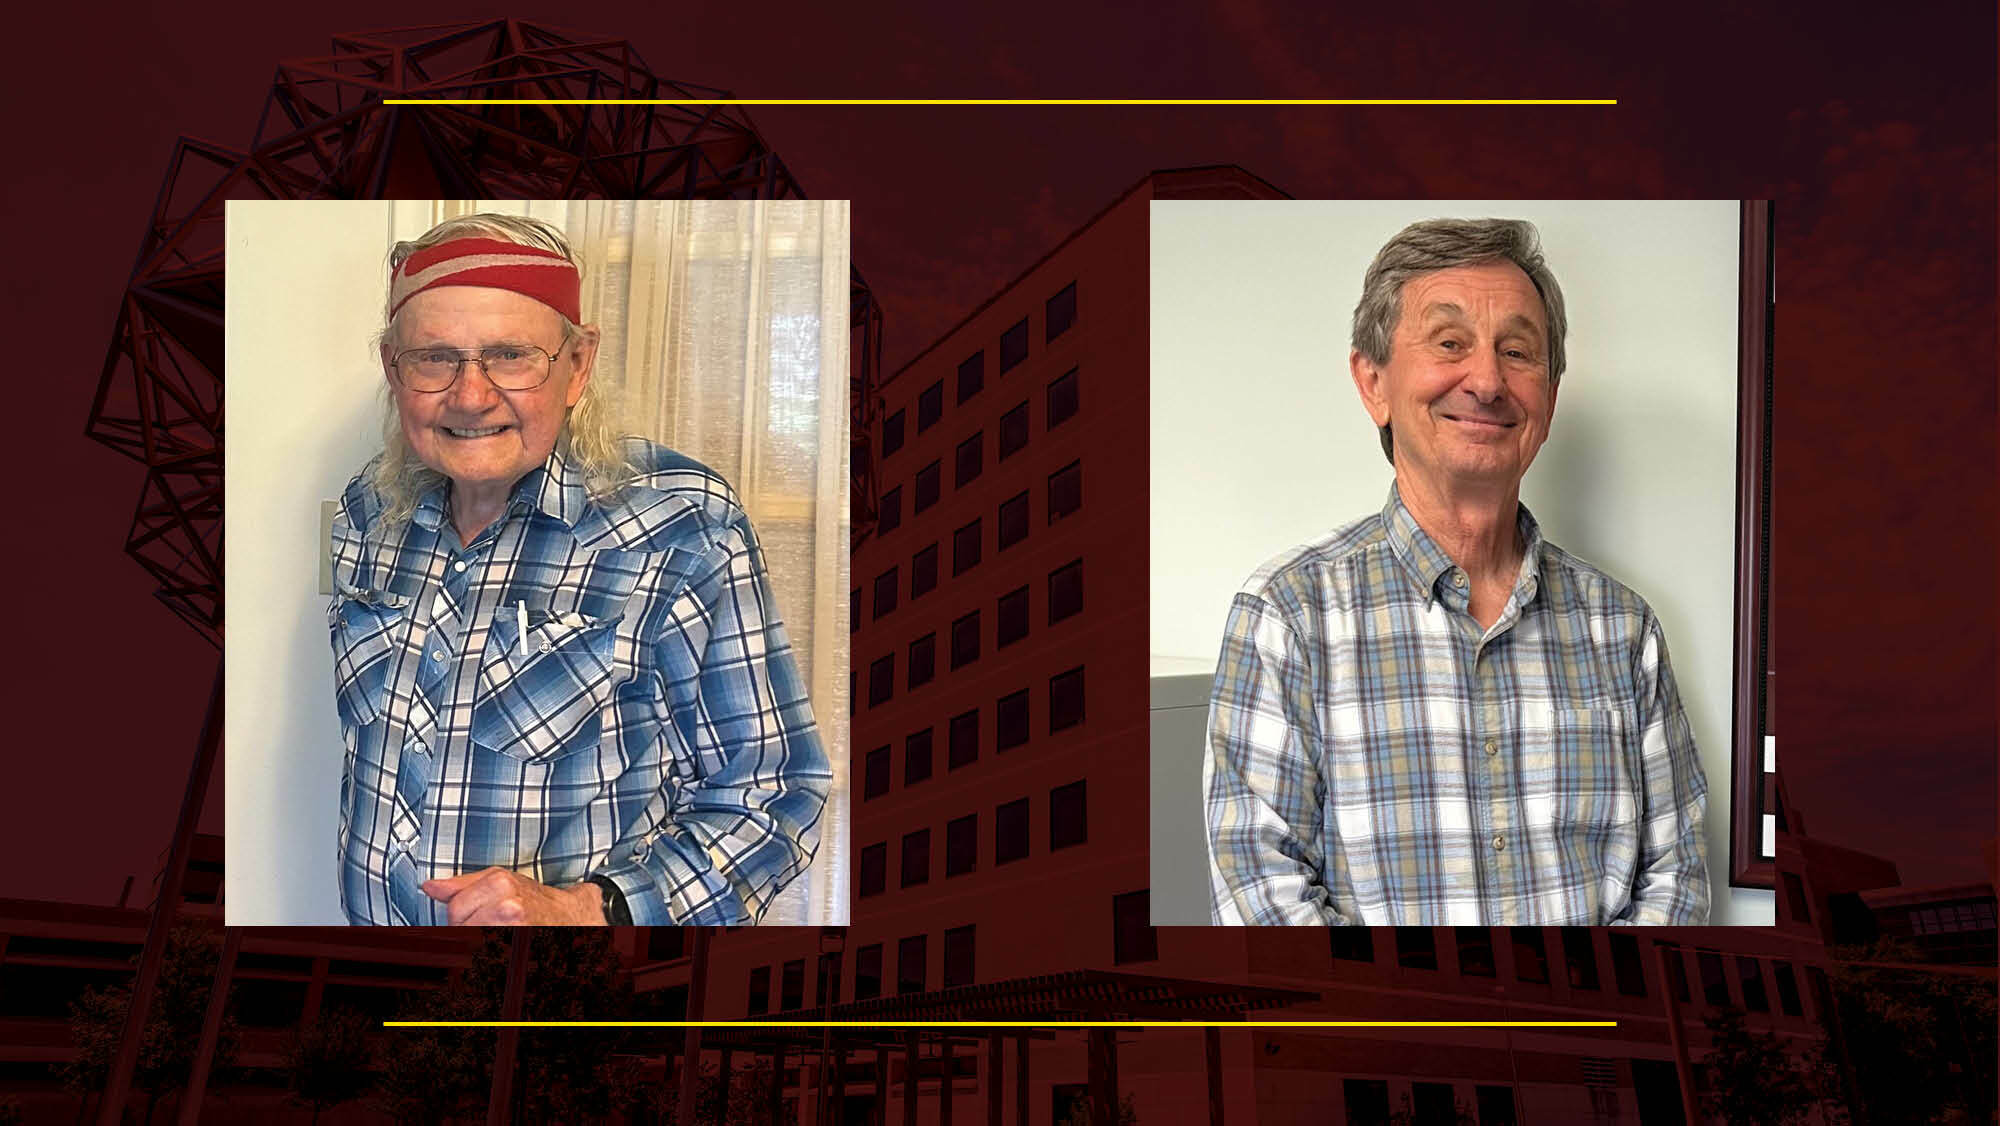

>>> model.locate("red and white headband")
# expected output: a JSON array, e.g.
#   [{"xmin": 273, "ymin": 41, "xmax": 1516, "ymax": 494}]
[{"xmin": 388, "ymin": 236, "xmax": 582, "ymax": 324}]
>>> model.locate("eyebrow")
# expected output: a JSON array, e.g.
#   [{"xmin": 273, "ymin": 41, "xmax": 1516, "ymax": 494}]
[{"xmin": 1417, "ymin": 303, "xmax": 1545, "ymax": 340}]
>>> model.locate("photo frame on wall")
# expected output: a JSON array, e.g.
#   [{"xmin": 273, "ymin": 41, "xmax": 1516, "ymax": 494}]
[{"xmin": 1731, "ymin": 199, "xmax": 1777, "ymax": 889}]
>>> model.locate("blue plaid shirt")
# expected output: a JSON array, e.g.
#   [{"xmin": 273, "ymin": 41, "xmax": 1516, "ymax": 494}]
[
  {"xmin": 327, "ymin": 439, "xmax": 830, "ymax": 926},
  {"xmin": 1204, "ymin": 484, "xmax": 1708, "ymax": 926}
]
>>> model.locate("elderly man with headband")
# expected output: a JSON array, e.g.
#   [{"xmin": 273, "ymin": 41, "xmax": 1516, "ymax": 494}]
[
  {"xmin": 327, "ymin": 214, "xmax": 830, "ymax": 926},
  {"xmin": 1204, "ymin": 218, "xmax": 1709, "ymax": 927}
]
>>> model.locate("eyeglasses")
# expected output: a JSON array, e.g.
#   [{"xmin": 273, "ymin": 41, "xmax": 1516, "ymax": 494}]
[{"xmin": 390, "ymin": 343, "xmax": 563, "ymax": 392}]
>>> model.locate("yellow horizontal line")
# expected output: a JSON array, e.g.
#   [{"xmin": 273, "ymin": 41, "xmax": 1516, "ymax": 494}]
[
  {"xmin": 385, "ymin": 1020, "xmax": 1618, "ymax": 1029},
  {"xmin": 381, "ymin": 98, "xmax": 1616, "ymax": 107}
]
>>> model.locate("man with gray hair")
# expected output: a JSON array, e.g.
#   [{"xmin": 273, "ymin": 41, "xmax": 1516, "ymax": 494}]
[
  {"xmin": 1203, "ymin": 218, "xmax": 1708, "ymax": 926},
  {"xmin": 327, "ymin": 213, "xmax": 830, "ymax": 926}
]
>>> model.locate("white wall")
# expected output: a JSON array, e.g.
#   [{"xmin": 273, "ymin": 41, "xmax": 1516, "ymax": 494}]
[
  {"xmin": 225, "ymin": 200, "xmax": 395, "ymax": 924},
  {"xmin": 1149, "ymin": 200, "xmax": 1772, "ymax": 925}
]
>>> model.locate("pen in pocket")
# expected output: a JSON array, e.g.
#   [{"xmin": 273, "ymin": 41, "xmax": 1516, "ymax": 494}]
[{"xmin": 517, "ymin": 599, "xmax": 528, "ymax": 657}]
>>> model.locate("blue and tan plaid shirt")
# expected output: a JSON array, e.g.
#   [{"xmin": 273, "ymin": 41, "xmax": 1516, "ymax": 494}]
[
  {"xmin": 327, "ymin": 439, "xmax": 830, "ymax": 926},
  {"xmin": 1204, "ymin": 484, "xmax": 1708, "ymax": 926}
]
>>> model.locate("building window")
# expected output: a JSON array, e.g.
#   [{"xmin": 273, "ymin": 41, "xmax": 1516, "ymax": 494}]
[
  {"xmin": 850, "ymin": 588, "xmax": 859, "ymax": 633},
  {"xmin": 907, "ymin": 633, "xmax": 936, "ymax": 690},
  {"xmin": 867, "ymin": 655, "xmax": 893, "ymax": 707},
  {"xmin": 955, "ymin": 432, "xmax": 983, "ymax": 488},
  {"xmin": 1000, "ymin": 317, "xmax": 1029, "ymax": 373},
  {"xmin": 953, "ymin": 518, "xmax": 982, "ymax": 575},
  {"xmin": 647, "ymin": 928, "xmax": 687, "ymax": 962},
  {"xmin": 858, "ymin": 842, "xmax": 886, "ymax": 898},
  {"xmin": 996, "ymin": 797, "xmax": 1030, "ymax": 864},
  {"xmin": 999, "ymin": 401, "xmax": 1029, "ymax": 460},
  {"xmin": 950, "ymin": 611, "xmax": 980, "ymax": 669},
  {"xmin": 855, "ymin": 944, "xmax": 882, "ymax": 1000},
  {"xmin": 1699, "ymin": 951, "xmax": 1730, "ymax": 1006},
  {"xmin": 948, "ymin": 708, "xmax": 979, "ymax": 770},
  {"xmin": 957, "ymin": 350, "xmax": 984, "ymax": 404},
  {"xmin": 1049, "ymin": 780, "xmax": 1087, "ymax": 850},
  {"xmin": 780, "ymin": 959, "xmax": 804, "ymax": 1012},
  {"xmin": 901, "ymin": 829, "xmax": 930, "ymax": 888},
  {"xmin": 748, "ymin": 966, "xmax": 771, "ymax": 1015},
  {"xmin": 946, "ymin": 813, "xmax": 977, "ymax": 877},
  {"xmin": 915, "ymin": 460, "xmax": 940, "ymax": 513},
  {"xmin": 897, "ymin": 935, "xmax": 926, "ymax": 994},
  {"xmin": 1476, "ymin": 1087, "xmax": 1517, "ymax": 1126},
  {"xmin": 995, "ymin": 498, "xmax": 1029, "ymax": 558},
  {"xmin": 1343, "ymin": 1079, "xmax": 1391, "ymax": 1126},
  {"xmin": 998, "ymin": 586, "xmax": 1029, "ymax": 648},
  {"xmin": 1049, "ymin": 666, "xmax": 1085, "ymax": 732},
  {"xmin": 1738, "ymin": 957, "xmax": 1769, "ymax": 1012},
  {"xmin": 1048, "ymin": 559, "xmax": 1083, "ymax": 623},
  {"xmin": 917, "ymin": 380, "xmax": 943, "ymax": 432},
  {"xmin": 816, "ymin": 951, "xmax": 842, "ymax": 1007},
  {"xmin": 997, "ymin": 689, "xmax": 1030, "ymax": 751},
  {"xmin": 882, "ymin": 409, "xmax": 905, "ymax": 457},
  {"xmin": 1046, "ymin": 282, "xmax": 1076, "ymax": 342},
  {"xmin": 912, "ymin": 543, "xmax": 938, "ymax": 599},
  {"xmin": 879, "ymin": 486, "xmax": 901, "ymax": 534},
  {"xmin": 1783, "ymin": 872, "xmax": 1812, "ymax": 923},
  {"xmin": 863, "ymin": 745, "xmax": 890, "ymax": 800},
  {"xmin": 1048, "ymin": 460, "xmax": 1082, "ymax": 523},
  {"xmin": 872, "ymin": 567, "xmax": 898, "ymax": 620},
  {"xmin": 1773, "ymin": 960, "xmax": 1803, "ymax": 1016},
  {"xmin": 905, "ymin": 728, "xmax": 933, "ymax": 786},
  {"xmin": 943, "ymin": 925, "xmax": 976, "ymax": 987},
  {"xmin": 1561, "ymin": 929, "xmax": 1599, "ymax": 990},
  {"xmin": 1113, "ymin": 890, "xmax": 1158, "ymax": 964},
  {"xmin": 1511, "ymin": 927, "xmax": 1549, "ymax": 985},
  {"xmin": 1664, "ymin": 947, "xmax": 1691, "ymax": 1002},
  {"xmin": 1332, "ymin": 927, "xmax": 1377, "ymax": 964},
  {"xmin": 1456, "ymin": 928, "xmax": 1496, "ymax": 977},
  {"xmin": 1047, "ymin": 367, "xmax": 1079, "ymax": 428},
  {"xmin": 1395, "ymin": 927, "xmax": 1436, "ymax": 970},
  {"xmin": 1609, "ymin": 933, "xmax": 1647, "ymax": 997}
]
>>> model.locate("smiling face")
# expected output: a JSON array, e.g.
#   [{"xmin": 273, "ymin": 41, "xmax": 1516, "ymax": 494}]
[
  {"xmin": 385, "ymin": 286, "xmax": 596, "ymax": 505},
  {"xmin": 1350, "ymin": 260, "xmax": 1558, "ymax": 496}
]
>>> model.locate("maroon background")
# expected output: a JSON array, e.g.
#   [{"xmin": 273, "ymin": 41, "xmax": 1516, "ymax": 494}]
[{"xmin": 6, "ymin": 1, "xmax": 1991, "ymax": 906}]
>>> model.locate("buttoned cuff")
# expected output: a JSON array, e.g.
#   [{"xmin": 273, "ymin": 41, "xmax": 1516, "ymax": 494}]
[{"xmin": 592, "ymin": 836, "xmax": 748, "ymax": 927}]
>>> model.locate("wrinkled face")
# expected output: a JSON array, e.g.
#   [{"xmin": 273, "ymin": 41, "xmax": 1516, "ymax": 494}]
[
  {"xmin": 386, "ymin": 286, "xmax": 595, "ymax": 498},
  {"xmin": 1351, "ymin": 261, "xmax": 1558, "ymax": 494}
]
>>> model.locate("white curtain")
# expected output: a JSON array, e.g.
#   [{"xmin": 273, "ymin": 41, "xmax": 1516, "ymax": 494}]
[{"xmin": 395, "ymin": 200, "xmax": 851, "ymax": 925}]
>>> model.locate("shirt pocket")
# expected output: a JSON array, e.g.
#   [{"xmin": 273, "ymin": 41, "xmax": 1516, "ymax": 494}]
[
  {"xmin": 1544, "ymin": 708, "xmax": 1637, "ymax": 842},
  {"xmin": 471, "ymin": 610, "xmax": 627, "ymax": 763},
  {"xmin": 326, "ymin": 590, "xmax": 408, "ymax": 730}
]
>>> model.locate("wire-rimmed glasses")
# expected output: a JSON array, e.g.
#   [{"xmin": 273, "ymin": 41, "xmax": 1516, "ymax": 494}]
[{"xmin": 390, "ymin": 343, "xmax": 562, "ymax": 392}]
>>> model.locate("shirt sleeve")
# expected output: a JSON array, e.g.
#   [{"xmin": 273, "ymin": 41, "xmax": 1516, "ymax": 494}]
[
  {"xmin": 1607, "ymin": 612, "xmax": 1710, "ymax": 925},
  {"xmin": 1204, "ymin": 591, "xmax": 1344, "ymax": 925},
  {"xmin": 590, "ymin": 517, "xmax": 833, "ymax": 926}
]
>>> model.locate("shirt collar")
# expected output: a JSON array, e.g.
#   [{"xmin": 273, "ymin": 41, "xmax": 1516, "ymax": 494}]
[
  {"xmin": 409, "ymin": 446, "xmax": 590, "ymax": 534},
  {"xmin": 1380, "ymin": 482, "xmax": 1545, "ymax": 607}
]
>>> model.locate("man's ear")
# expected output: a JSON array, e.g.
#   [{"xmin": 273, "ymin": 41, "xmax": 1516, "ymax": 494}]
[
  {"xmin": 561, "ymin": 324, "xmax": 602, "ymax": 409},
  {"xmin": 1350, "ymin": 349, "xmax": 1392, "ymax": 428}
]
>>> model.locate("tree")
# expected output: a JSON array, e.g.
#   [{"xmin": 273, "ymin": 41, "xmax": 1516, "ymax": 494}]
[
  {"xmin": 1818, "ymin": 945, "xmax": 1999, "ymax": 1126},
  {"xmin": 374, "ymin": 927, "xmax": 643, "ymax": 1125},
  {"xmin": 286, "ymin": 1005, "xmax": 377, "ymax": 1124},
  {"xmin": 1699, "ymin": 1006, "xmax": 1817, "ymax": 1126},
  {"xmin": 1055, "ymin": 1091, "xmax": 1138, "ymax": 1126},
  {"xmin": 62, "ymin": 924, "xmax": 238, "ymax": 1125}
]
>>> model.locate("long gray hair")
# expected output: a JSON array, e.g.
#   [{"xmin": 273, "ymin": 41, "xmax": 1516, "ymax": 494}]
[
  {"xmin": 370, "ymin": 213, "xmax": 635, "ymax": 526},
  {"xmin": 1350, "ymin": 218, "xmax": 1568, "ymax": 463}
]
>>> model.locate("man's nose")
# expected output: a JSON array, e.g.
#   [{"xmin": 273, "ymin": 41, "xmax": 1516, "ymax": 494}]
[
  {"xmin": 446, "ymin": 359, "xmax": 504, "ymax": 410},
  {"xmin": 1459, "ymin": 345, "xmax": 1506, "ymax": 401}
]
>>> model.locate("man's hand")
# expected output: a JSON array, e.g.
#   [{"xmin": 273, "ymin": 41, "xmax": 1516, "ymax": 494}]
[{"xmin": 420, "ymin": 868, "xmax": 608, "ymax": 926}]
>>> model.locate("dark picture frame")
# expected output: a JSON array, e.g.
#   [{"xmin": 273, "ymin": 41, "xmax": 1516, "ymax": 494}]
[{"xmin": 1730, "ymin": 200, "xmax": 1776, "ymax": 889}]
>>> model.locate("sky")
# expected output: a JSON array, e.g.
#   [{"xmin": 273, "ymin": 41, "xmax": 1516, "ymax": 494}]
[{"xmin": 1, "ymin": 0, "xmax": 1992, "ymax": 903}]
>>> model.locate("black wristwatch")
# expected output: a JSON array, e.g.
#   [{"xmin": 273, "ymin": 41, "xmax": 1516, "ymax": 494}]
[{"xmin": 585, "ymin": 875, "xmax": 633, "ymax": 926}]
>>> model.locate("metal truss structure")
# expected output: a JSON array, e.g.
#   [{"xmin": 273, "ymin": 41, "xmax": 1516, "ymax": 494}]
[{"xmin": 85, "ymin": 18, "xmax": 883, "ymax": 646}]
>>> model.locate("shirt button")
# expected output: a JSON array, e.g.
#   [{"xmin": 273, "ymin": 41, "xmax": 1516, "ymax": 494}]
[
  {"xmin": 1492, "ymin": 835, "xmax": 1506, "ymax": 852},
  {"xmin": 431, "ymin": 650, "xmax": 446, "ymax": 662},
  {"xmin": 411, "ymin": 738, "xmax": 428, "ymax": 756},
  {"xmin": 538, "ymin": 640, "xmax": 554, "ymax": 654},
  {"xmin": 1484, "ymin": 739, "xmax": 1499, "ymax": 756},
  {"xmin": 454, "ymin": 560, "xmax": 467, "ymax": 573},
  {"xmin": 1452, "ymin": 571, "xmax": 1467, "ymax": 588}
]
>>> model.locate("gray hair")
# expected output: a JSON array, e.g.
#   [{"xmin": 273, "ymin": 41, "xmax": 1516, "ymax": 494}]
[
  {"xmin": 1350, "ymin": 218, "xmax": 1568, "ymax": 463},
  {"xmin": 371, "ymin": 213, "xmax": 635, "ymax": 526}
]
